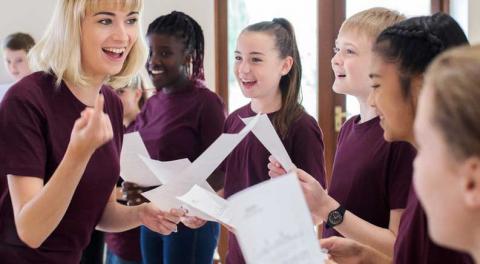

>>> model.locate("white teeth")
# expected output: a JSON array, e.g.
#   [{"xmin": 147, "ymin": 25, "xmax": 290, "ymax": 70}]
[
  {"xmin": 241, "ymin": 79, "xmax": 255, "ymax": 82},
  {"xmin": 103, "ymin": 47, "xmax": 125, "ymax": 54},
  {"xmin": 151, "ymin": 70, "xmax": 164, "ymax": 74}
]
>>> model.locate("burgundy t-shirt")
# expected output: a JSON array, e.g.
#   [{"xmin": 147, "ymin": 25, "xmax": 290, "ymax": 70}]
[
  {"xmin": 134, "ymin": 80, "xmax": 226, "ymax": 164},
  {"xmin": 223, "ymin": 103, "xmax": 326, "ymax": 264},
  {"xmin": 0, "ymin": 72, "xmax": 123, "ymax": 263},
  {"xmin": 134, "ymin": 79, "xmax": 225, "ymax": 234},
  {"xmin": 104, "ymin": 122, "xmax": 141, "ymax": 262},
  {"xmin": 394, "ymin": 185, "xmax": 473, "ymax": 264},
  {"xmin": 323, "ymin": 116, "xmax": 415, "ymax": 238}
]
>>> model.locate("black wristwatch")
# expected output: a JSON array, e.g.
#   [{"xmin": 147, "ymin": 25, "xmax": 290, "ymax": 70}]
[{"xmin": 325, "ymin": 205, "xmax": 346, "ymax": 229}]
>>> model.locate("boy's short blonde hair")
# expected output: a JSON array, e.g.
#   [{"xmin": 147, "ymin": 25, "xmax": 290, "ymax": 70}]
[
  {"xmin": 30, "ymin": 0, "xmax": 147, "ymax": 88},
  {"xmin": 340, "ymin": 7, "xmax": 406, "ymax": 40}
]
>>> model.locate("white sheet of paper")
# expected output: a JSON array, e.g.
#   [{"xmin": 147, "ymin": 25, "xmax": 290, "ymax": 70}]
[
  {"xmin": 122, "ymin": 132, "xmax": 149, "ymax": 156},
  {"xmin": 241, "ymin": 115, "xmax": 295, "ymax": 171},
  {"xmin": 140, "ymin": 114, "xmax": 262, "ymax": 217},
  {"xmin": 139, "ymin": 155, "xmax": 191, "ymax": 184},
  {"xmin": 177, "ymin": 184, "xmax": 231, "ymax": 223},
  {"xmin": 120, "ymin": 132, "xmax": 160, "ymax": 187},
  {"xmin": 228, "ymin": 173, "xmax": 327, "ymax": 264},
  {"xmin": 179, "ymin": 113, "xmax": 261, "ymax": 183},
  {"xmin": 141, "ymin": 178, "xmax": 216, "ymax": 221}
]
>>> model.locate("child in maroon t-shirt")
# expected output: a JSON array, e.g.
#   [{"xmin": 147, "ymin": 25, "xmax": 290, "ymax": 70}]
[
  {"xmin": 122, "ymin": 11, "xmax": 226, "ymax": 264},
  {"xmin": 222, "ymin": 18, "xmax": 327, "ymax": 264},
  {"xmin": 319, "ymin": 13, "xmax": 473, "ymax": 264}
]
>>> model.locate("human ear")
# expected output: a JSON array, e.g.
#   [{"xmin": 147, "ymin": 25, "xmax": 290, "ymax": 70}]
[
  {"xmin": 410, "ymin": 75, "xmax": 424, "ymax": 109},
  {"xmin": 134, "ymin": 88, "xmax": 142, "ymax": 101},
  {"xmin": 280, "ymin": 56, "xmax": 293, "ymax": 76},
  {"xmin": 461, "ymin": 157, "xmax": 480, "ymax": 209}
]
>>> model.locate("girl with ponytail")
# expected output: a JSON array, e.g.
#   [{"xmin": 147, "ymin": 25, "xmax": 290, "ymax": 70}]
[{"xmin": 221, "ymin": 18, "xmax": 326, "ymax": 264}]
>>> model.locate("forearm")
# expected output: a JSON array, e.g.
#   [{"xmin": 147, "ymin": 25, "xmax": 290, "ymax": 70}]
[
  {"xmin": 319, "ymin": 198, "xmax": 396, "ymax": 257},
  {"xmin": 335, "ymin": 211, "xmax": 396, "ymax": 257},
  {"xmin": 13, "ymin": 147, "xmax": 91, "ymax": 248},
  {"xmin": 96, "ymin": 201, "xmax": 142, "ymax": 232},
  {"xmin": 359, "ymin": 244, "xmax": 393, "ymax": 264}
]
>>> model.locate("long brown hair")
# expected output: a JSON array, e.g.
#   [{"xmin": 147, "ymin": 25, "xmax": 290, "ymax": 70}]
[{"xmin": 243, "ymin": 18, "xmax": 304, "ymax": 138}]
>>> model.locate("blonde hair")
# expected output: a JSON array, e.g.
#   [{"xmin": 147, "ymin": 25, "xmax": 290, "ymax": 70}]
[
  {"xmin": 340, "ymin": 7, "xmax": 405, "ymax": 40},
  {"xmin": 29, "ymin": 0, "xmax": 147, "ymax": 88},
  {"xmin": 113, "ymin": 68, "xmax": 153, "ymax": 106},
  {"xmin": 425, "ymin": 44, "xmax": 480, "ymax": 160}
]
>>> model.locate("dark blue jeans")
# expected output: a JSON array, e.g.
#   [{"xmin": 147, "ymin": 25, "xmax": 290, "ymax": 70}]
[
  {"xmin": 140, "ymin": 222, "xmax": 219, "ymax": 264},
  {"xmin": 106, "ymin": 249, "xmax": 142, "ymax": 264}
]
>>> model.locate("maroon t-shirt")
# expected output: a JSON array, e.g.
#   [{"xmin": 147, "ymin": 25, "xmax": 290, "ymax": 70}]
[
  {"xmin": 223, "ymin": 103, "xmax": 326, "ymax": 264},
  {"xmin": 323, "ymin": 116, "xmax": 415, "ymax": 238},
  {"xmin": 394, "ymin": 185, "xmax": 473, "ymax": 264},
  {"xmin": 134, "ymin": 79, "xmax": 225, "ymax": 234},
  {"xmin": 104, "ymin": 122, "xmax": 141, "ymax": 262},
  {"xmin": 0, "ymin": 72, "xmax": 123, "ymax": 263},
  {"xmin": 134, "ymin": 80, "xmax": 226, "ymax": 163}
]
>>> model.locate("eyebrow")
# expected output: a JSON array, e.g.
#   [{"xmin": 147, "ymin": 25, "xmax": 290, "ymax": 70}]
[
  {"xmin": 334, "ymin": 40, "xmax": 357, "ymax": 48},
  {"xmin": 94, "ymin": 11, "xmax": 139, "ymax": 16},
  {"xmin": 234, "ymin": 51, "xmax": 265, "ymax": 56}
]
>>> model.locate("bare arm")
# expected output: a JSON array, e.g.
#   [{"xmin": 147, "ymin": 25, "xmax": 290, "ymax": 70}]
[
  {"xmin": 322, "ymin": 195, "xmax": 403, "ymax": 257},
  {"xmin": 97, "ymin": 187, "xmax": 183, "ymax": 234},
  {"xmin": 321, "ymin": 236, "xmax": 392, "ymax": 264},
  {"xmin": 269, "ymin": 159, "xmax": 402, "ymax": 257},
  {"xmin": 8, "ymin": 95, "xmax": 112, "ymax": 248}
]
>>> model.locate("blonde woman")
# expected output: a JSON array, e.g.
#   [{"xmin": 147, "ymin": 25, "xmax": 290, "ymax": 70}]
[{"xmin": 0, "ymin": 1, "xmax": 183, "ymax": 263}]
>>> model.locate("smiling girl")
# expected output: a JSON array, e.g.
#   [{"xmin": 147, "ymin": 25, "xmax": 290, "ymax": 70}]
[
  {"xmin": 124, "ymin": 11, "xmax": 226, "ymax": 264},
  {"xmin": 222, "ymin": 18, "xmax": 326, "ymax": 264}
]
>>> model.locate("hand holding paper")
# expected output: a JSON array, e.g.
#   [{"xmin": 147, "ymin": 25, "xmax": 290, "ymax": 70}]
[{"xmin": 179, "ymin": 173, "xmax": 327, "ymax": 264}]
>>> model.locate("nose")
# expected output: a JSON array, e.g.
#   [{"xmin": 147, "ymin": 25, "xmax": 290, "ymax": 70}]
[
  {"xmin": 148, "ymin": 51, "xmax": 161, "ymax": 69},
  {"xmin": 112, "ymin": 22, "xmax": 129, "ymax": 43},
  {"xmin": 331, "ymin": 51, "xmax": 343, "ymax": 67},
  {"xmin": 8, "ymin": 62, "xmax": 17, "ymax": 74},
  {"xmin": 237, "ymin": 60, "xmax": 250, "ymax": 75},
  {"xmin": 367, "ymin": 90, "xmax": 375, "ymax": 108}
]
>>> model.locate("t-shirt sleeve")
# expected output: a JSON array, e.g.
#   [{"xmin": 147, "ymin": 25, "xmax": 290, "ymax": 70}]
[
  {"xmin": 0, "ymin": 95, "xmax": 46, "ymax": 178},
  {"xmin": 290, "ymin": 115, "xmax": 327, "ymax": 188},
  {"xmin": 387, "ymin": 142, "xmax": 416, "ymax": 209},
  {"xmin": 198, "ymin": 93, "xmax": 226, "ymax": 152}
]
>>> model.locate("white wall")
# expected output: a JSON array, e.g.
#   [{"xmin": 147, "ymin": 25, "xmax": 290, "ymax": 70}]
[
  {"xmin": 467, "ymin": 0, "xmax": 480, "ymax": 44},
  {"xmin": 0, "ymin": 0, "xmax": 216, "ymax": 89},
  {"xmin": 450, "ymin": 0, "xmax": 480, "ymax": 44}
]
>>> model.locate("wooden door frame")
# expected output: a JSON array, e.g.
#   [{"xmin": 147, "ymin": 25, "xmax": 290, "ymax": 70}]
[
  {"xmin": 431, "ymin": 0, "xmax": 450, "ymax": 13},
  {"xmin": 214, "ymin": 0, "xmax": 229, "ymax": 111},
  {"xmin": 317, "ymin": 0, "xmax": 346, "ymax": 183}
]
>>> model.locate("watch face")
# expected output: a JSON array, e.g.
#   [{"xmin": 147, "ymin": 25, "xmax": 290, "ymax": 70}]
[{"xmin": 328, "ymin": 211, "xmax": 343, "ymax": 226}]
